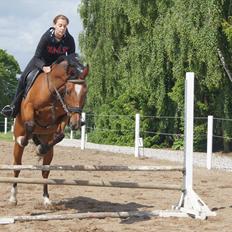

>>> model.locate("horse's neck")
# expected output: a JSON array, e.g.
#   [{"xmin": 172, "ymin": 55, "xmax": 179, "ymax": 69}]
[
  {"xmin": 49, "ymin": 71, "xmax": 67, "ymax": 88},
  {"xmin": 51, "ymin": 62, "xmax": 69, "ymax": 81}
]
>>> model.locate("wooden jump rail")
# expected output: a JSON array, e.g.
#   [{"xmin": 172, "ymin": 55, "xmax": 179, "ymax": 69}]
[
  {"xmin": 0, "ymin": 164, "xmax": 184, "ymax": 172},
  {"xmin": 0, "ymin": 210, "xmax": 188, "ymax": 224},
  {"xmin": 0, "ymin": 177, "xmax": 182, "ymax": 191}
]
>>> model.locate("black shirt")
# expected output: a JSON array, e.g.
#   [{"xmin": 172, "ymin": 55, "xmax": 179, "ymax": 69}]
[
  {"xmin": 34, "ymin": 27, "xmax": 76, "ymax": 69},
  {"xmin": 22, "ymin": 27, "xmax": 75, "ymax": 78}
]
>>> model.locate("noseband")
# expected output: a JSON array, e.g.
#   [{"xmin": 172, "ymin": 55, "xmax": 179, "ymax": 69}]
[
  {"xmin": 67, "ymin": 106, "xmax": 82, "ymax": 114},
  {"xmin": 54, "ymin": 83, "xmax": 83, "ymax": 117}
]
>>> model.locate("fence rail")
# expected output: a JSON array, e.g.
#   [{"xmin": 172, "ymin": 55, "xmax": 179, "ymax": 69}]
[{"xmin": 1, "ymin": 112, "xmax": 232, "ymax": 170}]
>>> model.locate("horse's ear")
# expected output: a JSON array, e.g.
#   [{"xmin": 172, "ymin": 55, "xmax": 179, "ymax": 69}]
[
  {"xmin": 69, "ymin": 53, "xmax": 80, "ymax": 61},
  {"xmin": 56, "ymin": 55, "xmax": 66, "ymax": 64},
  {"xmin": 67, "ymin": 53, "xmax": 80, "ymax": 67},
  {"xmin": 79, "ymin": 64, "xmax": 89, "ymax": 80}
]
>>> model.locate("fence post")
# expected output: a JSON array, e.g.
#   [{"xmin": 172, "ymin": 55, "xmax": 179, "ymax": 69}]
[
  {"xmin": 207, "ymin": 115, "xmax": 213, "ymax": 170},
  {"xmin": 70, "ymin": 130, "xmax": 73, "ymax": 139},
  {"xmin": 4, "ymin": 118, "xmax": 7, "ymax": 134},
  {"xmin": 134, "ymin": 113, "xmax": 140, "ymax": 157},
  {"xmin": 81, "ymin": 112, "xmax": 86, "ymax": 150}
]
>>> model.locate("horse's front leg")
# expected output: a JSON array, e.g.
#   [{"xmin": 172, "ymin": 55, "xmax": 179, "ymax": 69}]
[
  {"xmin": 9, "ymin": 142, "xmax": 24, "ymax": 205},
  {"xmin": 52, "ymin": 119, "xmax": 68, "ymax": 145},
  {"xmin": 36, "ymin": 119, "xmax": 67, "ymax": 156},
  {"xmin": 42, "ymin": 148, "xmax": 54, "ymax": 206},
  {"xmin": 17, "ymin": 103, "xmax": 35, "ymax": 147}
]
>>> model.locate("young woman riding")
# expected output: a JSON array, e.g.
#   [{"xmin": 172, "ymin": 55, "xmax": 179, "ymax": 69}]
[{"xmin": 1, "ymin": 14, "xmax": 76, "ymax": 118}]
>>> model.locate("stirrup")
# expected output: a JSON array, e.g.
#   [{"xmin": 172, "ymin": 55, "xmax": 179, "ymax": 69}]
[{"xmin": 1, "ymin": 105, "xmax": 14, "ymax": 118}]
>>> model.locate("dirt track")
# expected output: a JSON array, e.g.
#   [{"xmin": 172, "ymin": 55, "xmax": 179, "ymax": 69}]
[{"xmin": 0, "ymin": 140, "xmax": 232, "ymax": 232}]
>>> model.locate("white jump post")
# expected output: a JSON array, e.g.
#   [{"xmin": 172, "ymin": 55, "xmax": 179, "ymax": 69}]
[
  {"xmin": 175, "ymin": 72, "xmax": 216, "ymax": 219},
  {"xmin": 11, "ymin": 119, "xmax": 15, "ymax": 141},
  {"xmin": 70, "ymin": 130, "xmax": 73, "ymax": 139},
  {"xmin": 134, "ymin": 113, "xmax": 140, "ymax": 157},
  {"xmin": 4, "ymin": 118, "xmax": 7, "ymax": 134},
  {"xmin": 207, "ymin": 116, "xmax": 213, "ymax": 170},
  {"xmin": 81, "ymin": 112, "xmax": 86, "ymax": 150}
]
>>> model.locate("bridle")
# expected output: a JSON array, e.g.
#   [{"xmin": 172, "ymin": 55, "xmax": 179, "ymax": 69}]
[
  {"xmin": 47, "ymin": 74, "xmax": 84, "ymax": 116},
  {"xmin": 46, "ymin": 56, "xmax": 86, "ymax": 115},
  {"xmin": 34, "ymin": 72, "xmax": 84, "ymax": 129},
  {"xmin": 34, "ymin": 54, "xmax": 87, "ymax": 128}
]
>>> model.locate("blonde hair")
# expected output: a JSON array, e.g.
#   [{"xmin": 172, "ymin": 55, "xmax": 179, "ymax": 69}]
[{"xmin": 53, "ymin": 15, "xmax": 69, "ymax": 24}]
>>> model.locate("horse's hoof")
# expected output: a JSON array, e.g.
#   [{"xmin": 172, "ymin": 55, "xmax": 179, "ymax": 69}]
[
  {"xmin": 36, "ymin": 144, "xmax": 49, "ymax": 156},
  {"xmin": 54, "ymin": 133, "xmax": 65, "ymax": 143},
  {"xmin": 43, "ymin": 197, "xmax": 52, "ymax": 207},
  {"xmin": 9, "ymin": 198, "xmax": 17, "ymax": 206}
]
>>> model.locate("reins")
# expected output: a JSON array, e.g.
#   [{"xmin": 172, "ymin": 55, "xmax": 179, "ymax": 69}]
[{"xmin": 53, "ymin": 83, "xmax": 70, "ymax": 116}]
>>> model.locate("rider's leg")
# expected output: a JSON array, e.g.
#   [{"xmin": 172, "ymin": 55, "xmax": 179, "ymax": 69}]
[{"xmin": 1, "ymin": 76, "xmax": 26, "ymax": 118}]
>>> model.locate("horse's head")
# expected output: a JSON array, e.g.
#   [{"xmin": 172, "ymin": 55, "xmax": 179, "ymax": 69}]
[
  {"xmin": 67, "ymin": 53, "xmax": 89, "ymax": 82},
  {"xmin": 64, "ymin": 81, "xmax": 87, "ymax": 130},
  {"xmin": 55, "ymin": 53, "xmax": 89, "ymax": 84}
]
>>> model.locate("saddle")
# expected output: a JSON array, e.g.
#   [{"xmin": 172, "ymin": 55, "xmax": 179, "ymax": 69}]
[{"xmin": 24, "ymin": 68, "xmax": 41, "ymax": 97}]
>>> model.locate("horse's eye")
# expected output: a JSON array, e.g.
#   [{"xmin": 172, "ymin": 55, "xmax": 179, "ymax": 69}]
[{"xmin": 70, "ymin": 69, "xmax": 76, "ymax": 75}]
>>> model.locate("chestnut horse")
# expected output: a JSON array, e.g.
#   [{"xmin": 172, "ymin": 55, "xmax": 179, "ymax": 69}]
[{"xmin": 9, "ymin": 54, "xmax": 88, "ymax": 206}]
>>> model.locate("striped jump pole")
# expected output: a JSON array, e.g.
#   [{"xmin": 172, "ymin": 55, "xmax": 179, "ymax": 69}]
[
  {"xmin": 0, "ymin": 164, "xmax": 184, "ymax": 172},
  {"xmin": 0, "ymin": 177, "xmax": 182, "ymax": 191},
  {"xmin": 0, "ymin": 210, "xmax": 189, "ymax": 224}
]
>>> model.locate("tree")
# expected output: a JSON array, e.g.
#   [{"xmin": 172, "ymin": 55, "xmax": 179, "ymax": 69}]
[{"xmin": 78, "ymin": 0, "xmax": 232, "ymax": 151}]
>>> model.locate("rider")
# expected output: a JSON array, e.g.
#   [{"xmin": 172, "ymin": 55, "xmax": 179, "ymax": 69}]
[{"xmin": 1, "ymin": 14, "xmax": 76, "ymax": 118}]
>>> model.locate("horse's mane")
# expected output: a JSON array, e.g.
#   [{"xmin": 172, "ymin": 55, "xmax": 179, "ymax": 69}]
[
  {"xmin": 55, "ymin": 55, "xmax": 67, "ymax": 64},
  {"xmin": 55, "ymin": 53, "xmax": 79, "ymax": 67},
  {"xmin": 53, "ymin": 53, "xmax": 88, "ymax": 80}
]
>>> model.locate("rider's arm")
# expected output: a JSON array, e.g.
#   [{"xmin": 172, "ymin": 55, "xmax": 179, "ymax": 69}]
[
  {"xmin": 33, "ymin": 32, "xmax": 48, "ymax": 70},
  {"xmin": 67, "ymin": 33, "xmax": 76, "ymax": 55}
]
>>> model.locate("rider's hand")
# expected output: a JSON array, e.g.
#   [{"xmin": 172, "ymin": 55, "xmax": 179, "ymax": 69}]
[{"xmin": 42, "ymin": 66, "xmax": 51, "ymax": 73}]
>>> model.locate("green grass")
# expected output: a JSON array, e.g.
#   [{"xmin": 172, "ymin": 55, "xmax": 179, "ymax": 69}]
[{"xmin": 0, "ymin": 132, "xmax": 14, "ymax": 141}]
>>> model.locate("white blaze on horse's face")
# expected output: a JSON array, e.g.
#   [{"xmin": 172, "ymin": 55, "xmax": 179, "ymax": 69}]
[
  {"xmin": 74, "ymin": 84, "xmax": 82, "ymax": 95},
  {"xmin": 67, "ymin": 84, "xmax": 82, "ymax": 131}
]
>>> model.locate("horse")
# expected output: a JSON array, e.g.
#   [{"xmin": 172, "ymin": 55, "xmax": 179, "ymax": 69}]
[{"xmin": 9, "ymin": 54, "xmax": 88, "ymax": 206}]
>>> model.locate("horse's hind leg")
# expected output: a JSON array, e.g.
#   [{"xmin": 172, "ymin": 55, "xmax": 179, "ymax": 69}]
[
  {"xmin": 42, "ymin": 148, "xmax": 54, "ymax": 206},
  {"xmin": 9, "ymin": 143, "xmax": 24, "ymax": 205}
]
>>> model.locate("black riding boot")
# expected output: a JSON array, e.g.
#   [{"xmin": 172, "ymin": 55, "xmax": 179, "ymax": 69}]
[{"xmin": 1, "ymin": 78, "xmax": 25, "ymax": 118}]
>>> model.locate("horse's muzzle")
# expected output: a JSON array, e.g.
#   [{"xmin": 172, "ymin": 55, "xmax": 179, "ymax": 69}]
[{"xmin": 69, "ymin": 120, "xmax": 81, "ymax": 131}]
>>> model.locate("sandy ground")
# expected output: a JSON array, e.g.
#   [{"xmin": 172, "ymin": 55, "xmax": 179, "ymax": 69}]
[{"xmin": 0, "ymin": 140, "xmax": 232, "ymax": 232}]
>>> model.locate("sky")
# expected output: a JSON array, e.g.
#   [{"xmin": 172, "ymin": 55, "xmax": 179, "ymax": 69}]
[{"xmin": 0, "ymin": 0, "xmax": 83, "ymax": 70}]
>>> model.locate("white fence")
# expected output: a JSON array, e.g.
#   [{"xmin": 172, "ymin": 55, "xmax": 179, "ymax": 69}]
[
  {"xmin": 1, "ymin": 88, "xmax": 232, "ymax": 170},
  {"xmin": 0, "ymin": 113, "xmax": 224, "ymax": 170}
]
